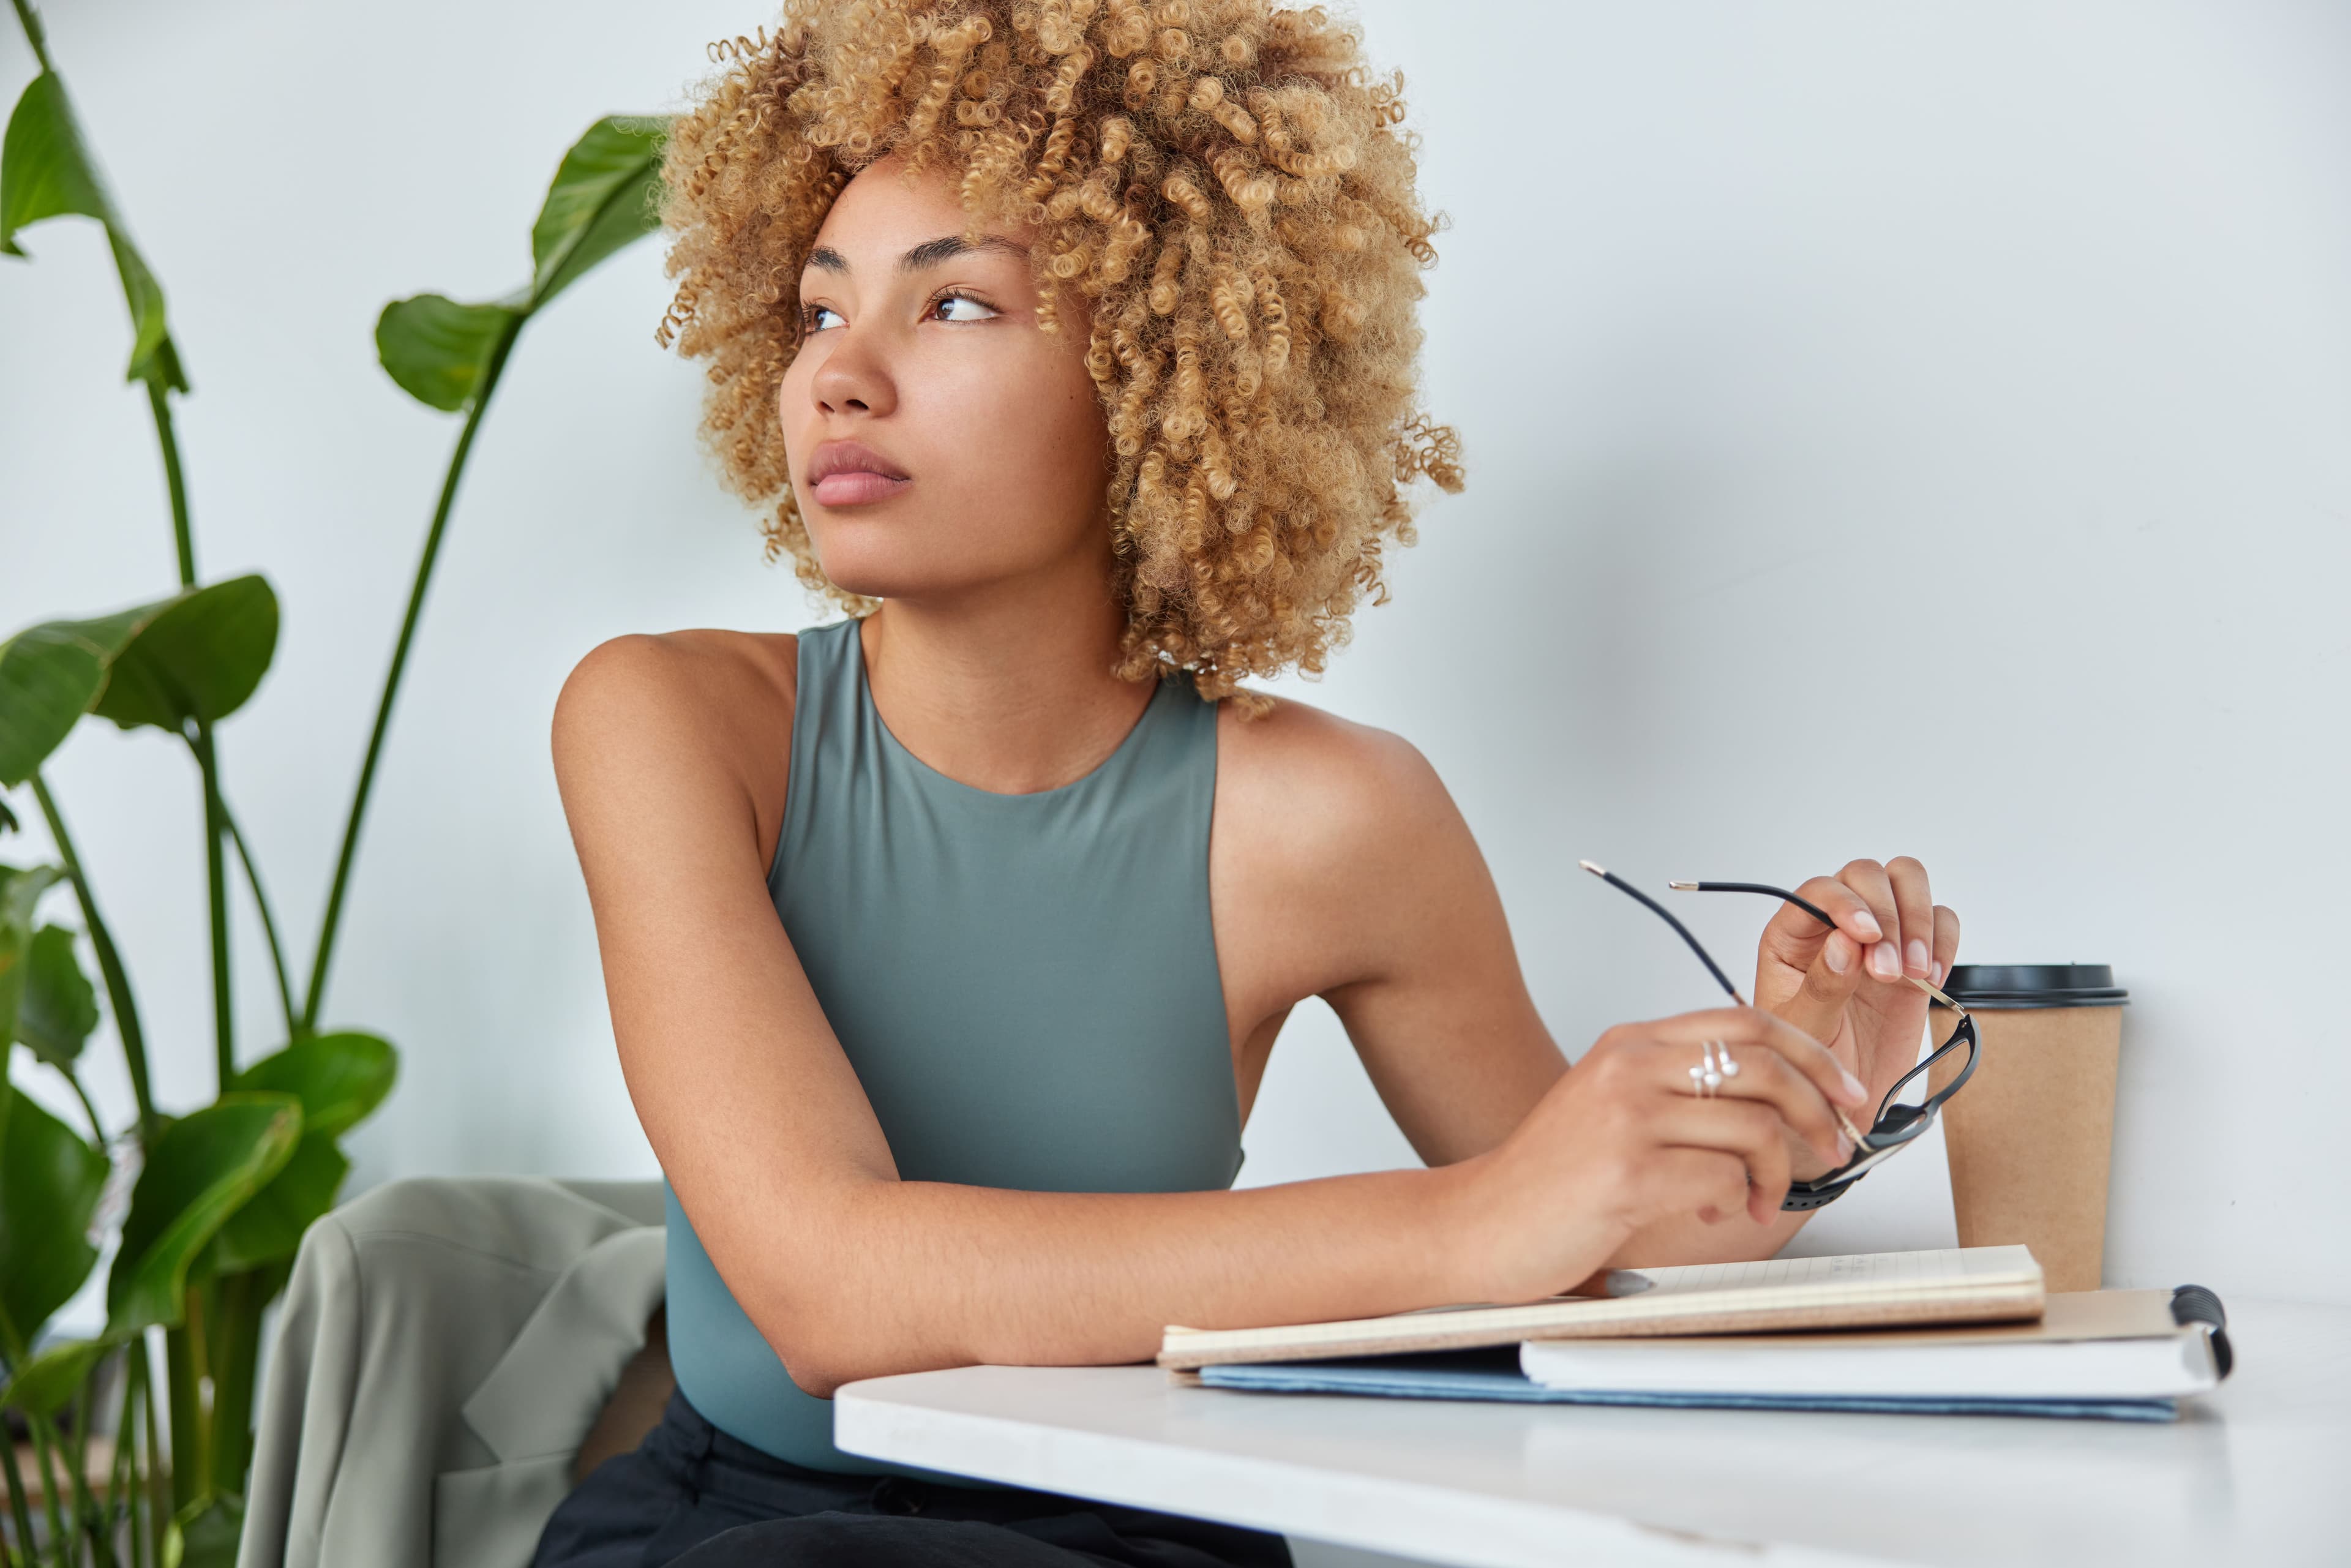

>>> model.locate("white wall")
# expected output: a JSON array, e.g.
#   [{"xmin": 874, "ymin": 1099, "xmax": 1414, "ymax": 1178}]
[{"xmin": 5, "ymin": 1, "xmax": 2346, "ymax": 1311}]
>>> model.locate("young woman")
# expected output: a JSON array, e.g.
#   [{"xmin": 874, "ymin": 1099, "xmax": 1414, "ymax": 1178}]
[{"xmin": 538, "ymin": 3, "xmax": 1960, "ymax": 1564}]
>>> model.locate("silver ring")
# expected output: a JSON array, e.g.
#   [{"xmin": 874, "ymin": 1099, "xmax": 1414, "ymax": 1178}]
[{"xmin": 1687, "ymin": 1041, "xmax": 1737, "ymax": 1099}]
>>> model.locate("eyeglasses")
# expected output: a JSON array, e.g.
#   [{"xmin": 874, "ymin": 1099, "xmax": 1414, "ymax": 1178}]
[{"xmin": 1580, "ymin": 860, "xmax": 1979, "ymax": 1211}]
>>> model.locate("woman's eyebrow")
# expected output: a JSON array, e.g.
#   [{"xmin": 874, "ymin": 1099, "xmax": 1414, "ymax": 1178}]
[
  {"xmin": 801, "ymin": 234, "xmax": 1029, "ymax": 277},
  {"xmin": 899, "ymin": 234, "xmax": 1029, "ymax": 272}
]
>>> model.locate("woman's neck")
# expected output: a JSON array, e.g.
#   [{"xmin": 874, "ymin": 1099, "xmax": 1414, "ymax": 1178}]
[{"xmin": 855, "ymin": 560, "xmax": 1157, "ymax": 796}]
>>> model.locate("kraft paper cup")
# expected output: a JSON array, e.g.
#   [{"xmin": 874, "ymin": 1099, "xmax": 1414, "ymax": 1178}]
[{"xmin": 1927, "ymin": 964, "xmax": 2128, "ymax": 1294}]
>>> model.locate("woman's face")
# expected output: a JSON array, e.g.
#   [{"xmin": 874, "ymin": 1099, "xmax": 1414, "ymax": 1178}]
[{"xmin": 778, "ymin": 159, "xmax": 1110, "ymax": 604}]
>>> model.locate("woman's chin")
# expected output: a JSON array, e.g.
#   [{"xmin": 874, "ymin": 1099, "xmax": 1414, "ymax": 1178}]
[
  {"xmin": 811, "ymin": 539, "xmax": 1045, "ymax": 606},
  {"xmin": 813, "ymin": 555, "xmax": 970, "ymax": 604}
]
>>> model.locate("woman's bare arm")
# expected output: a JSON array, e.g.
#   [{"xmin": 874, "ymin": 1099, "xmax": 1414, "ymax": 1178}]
[
  {"xmin": 558, "ymin": 634, "xmax": 1486, "ymax": 1395},
  {"xmin": 555, "ymin": 636, "xmax": 1865, "ymax": 1397},
  {"xmin": 1209, "ymin": 701, "xmax": 1569, "ymax": 1165},
  {"xmin": 1215, "ymin": 710, "xmax": 1959, "ymax": 1274}
]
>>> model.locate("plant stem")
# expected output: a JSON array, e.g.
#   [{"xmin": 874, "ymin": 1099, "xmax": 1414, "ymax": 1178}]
[
  {"xmin": 201, "ymin": 1274, "xmax": 260, "ymax": 1501},
  {"xmin": 64, "ymin": 1069, "xmax": 106, "ymax": 1152},
  {"xmin": 220, "ymin": 805, "xmax": 296, "ymax": 1045},
  {"xmin": 64, "ymin": 1384, "xmax": 112, "ymax": 1568},
  {"xmin": 23, "ymin": 1416, "xmax": 70, "ymax": 1561},
  {"xmin": 31, "ymin": 777, "xmax": 154, "ymax": 1144},
  {"xmin": 0, "ymin": 1426, "xmax": 38, "ymax": 1567},
  {"xmin": 163, "ymin": 1315, "xmax": 204, "ymax": 1518},
  {"xmin": 189, "ymin": 726, "xmax": 233, "ymax": 1089},
  {"xmin": 137, "ymin": 1341, "xmax": 163, "ymax": 1568},
  {"xmin": 144, "ymin": 379, "xmax": 195, "ymax": 591},
  {"xmin": 302, "ymin": 313, "xmax": 522, "ymax": 1032},
  {"xmin": 7, "ymin": 0, "xmax": 52, "ymax": 74},
  {"xmin": 106, "ymin": 1353, "xmax": 139, "ymax": 1568}
]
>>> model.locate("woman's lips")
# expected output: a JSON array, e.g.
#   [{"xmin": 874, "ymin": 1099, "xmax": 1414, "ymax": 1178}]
[
  {"xmin": 810, "ymin": 470, "xmax": 912, "ymax": 507},
  {"xmin": 806, "ymin": 440, "xmax": 911, "ymax": 508}
]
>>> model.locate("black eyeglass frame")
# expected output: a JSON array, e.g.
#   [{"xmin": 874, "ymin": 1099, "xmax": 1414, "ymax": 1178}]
[{"xmin": 1580, "ymin": 862, "xmax": 1979, "ymax": 1211}]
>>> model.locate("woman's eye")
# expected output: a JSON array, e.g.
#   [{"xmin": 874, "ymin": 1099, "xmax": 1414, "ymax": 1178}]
[
  {"xmin": 931, "ymin": 294, "xmax": 999, "ymax": 323},
  {"xmin": 806, "ymin": 304, "xmax": 845, "ymax": 332}
]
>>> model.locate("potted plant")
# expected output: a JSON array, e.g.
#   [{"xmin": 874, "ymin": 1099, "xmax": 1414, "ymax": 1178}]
[{"xmin": 0, "ymin": 2, "xmax": 667, "ymax": 1560}]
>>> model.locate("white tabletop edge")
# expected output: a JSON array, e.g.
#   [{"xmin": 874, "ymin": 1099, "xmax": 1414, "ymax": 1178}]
[
  {"xmin": 832, "ymin": 1300, "xmax": 2351, "ymax": 1568},
  {"xmin": 835, "ymin": 1380, "xmax": 1900, "ymax": 1568}
]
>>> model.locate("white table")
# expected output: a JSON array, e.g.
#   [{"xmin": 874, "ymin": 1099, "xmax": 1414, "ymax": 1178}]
[{"xmin": 834, "ymin": 1298, "xmax": 2350, "ymax": 1568}]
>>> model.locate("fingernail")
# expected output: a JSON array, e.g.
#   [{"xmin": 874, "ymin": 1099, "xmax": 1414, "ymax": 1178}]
[
  {"xmin": 1836, "ymin": 1133, "xmax": 1854, "ymax": 1161},
  {"xmin": 1870, "ymin": 942, "xmax": 1901, "ymax": 980},
  {"xmin": 1852, "ymin": 910, "xmax": 1883, "ymax": 941},
  {"xmin": 1839, "ymin": 1069, "xmax": 1868, "ymax": 1105},
  {"xmin": 1824, "ymin": 934, "xmax": 1851, "ymax": 975},
  {"xmin": 1906, "ymin": 939, "xmax": 1930, "ymax": 975},
  {"xmin": 1932, "ymin": 961, "xmax": 1946, "ymax": 988}
]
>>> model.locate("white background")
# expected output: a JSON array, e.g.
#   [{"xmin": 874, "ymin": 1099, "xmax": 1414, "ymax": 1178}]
[{"xmin": 4, "ymin": 0, "xmax": 2347, "ymax": 1314}]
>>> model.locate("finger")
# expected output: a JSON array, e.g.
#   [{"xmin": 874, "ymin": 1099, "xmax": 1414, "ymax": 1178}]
[
  {"xmin": 1636, "ymin": 1007, "xmax": 1869, "ymax": 1108},
  {"xmin": 1837, "ymin": 859, "xmax": 1904, "ymax": 983},
  {"xmin": 1639, "ymin": 1146, "xmax": 1757, "ymax": 1228},
  {"xmin": 1783, "ymin": 939, "xmax": 1864, "ymax": 1045},
  {"xmin": 1652, "ymin": 1099, "xmax": 1794, "ymax": 1222},
  {"xmin": 1930, "ymin": 904, "xmax": 1962, "ymax": 990},
  {"xmin": 1643, "ymin": 1028, "xmax": 1847, "ymax": 1166},
  {"xmin": 1708, "ymin": 1041, "xmax": 1851, "ymax": 1166},
  {"xmin": 1887, "ymin": 857, "xmax": 1935, "ymax": 981},
  {"xmin": 1756, "ymin": 878, "xmax": 1880, "ymax": 996},
  {"xmin": 1771, "ymin": 878, "xmax": 1880, "ymax": 1038},
  {"xmin": 1779, "ymin": 874, "xmax": 1884, "ymax": 956}
]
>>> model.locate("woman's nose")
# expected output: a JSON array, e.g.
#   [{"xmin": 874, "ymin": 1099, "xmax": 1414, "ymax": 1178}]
[{"xmin": 811, "ymin": 331, "xmax": 896, "ymax": 418}]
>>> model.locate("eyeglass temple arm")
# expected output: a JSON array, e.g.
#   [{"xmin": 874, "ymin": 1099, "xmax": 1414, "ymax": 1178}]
[
  {"xmin": 1578, "ymin": 861, "xmax": 1750, "ymax": 1006},
  {"xmin": 1667, "ymin": 880, "xmax": 1967, "ymax": 1015}
]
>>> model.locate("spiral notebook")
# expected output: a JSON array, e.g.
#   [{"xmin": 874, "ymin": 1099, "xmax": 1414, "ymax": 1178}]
[
  {"xmin": 1159, "ymin": 1247, "xmax": 2045, "ymax": 1371},
  {"xmin": 1189, "ymin": 1288, "xmax": 2230, "ymax": 1422}
]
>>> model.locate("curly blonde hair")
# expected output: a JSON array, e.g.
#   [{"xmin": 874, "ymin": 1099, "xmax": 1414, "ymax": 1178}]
[{"xmin": 659, "ymin": 0, "xmax": 1463, "ymax": 702}]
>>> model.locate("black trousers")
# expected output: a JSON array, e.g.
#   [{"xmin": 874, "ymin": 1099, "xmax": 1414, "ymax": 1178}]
[{"xmin": 533, "ymin": 1390, "xmax": 1293, "ymax": 1568}]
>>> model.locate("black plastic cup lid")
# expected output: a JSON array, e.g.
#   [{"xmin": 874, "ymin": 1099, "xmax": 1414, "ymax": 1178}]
[{"xmin": 1940, "ymin": 964, "xmax": 2127, "ymax": 1009}]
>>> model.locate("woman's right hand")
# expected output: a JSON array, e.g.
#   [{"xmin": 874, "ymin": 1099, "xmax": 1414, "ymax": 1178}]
[{"xmin": 1448, "ymin": 1007, "xmax": 1872, "ymax": 1304}]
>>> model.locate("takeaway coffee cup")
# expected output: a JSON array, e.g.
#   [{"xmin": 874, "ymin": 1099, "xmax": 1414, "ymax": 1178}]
[{"xmin": 1927, "ymin": 964, "xmax": 2129, "ymax": 1294}]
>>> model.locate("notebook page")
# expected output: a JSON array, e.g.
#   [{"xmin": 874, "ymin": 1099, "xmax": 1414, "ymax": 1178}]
[
  {"xmin": 1159, "ymin": 1247, "xmax": 2045, "ymax": 1368},
  {"xmin": 1614, "ymin": 1247, "xmax": 2030, "ymax": 1302}
]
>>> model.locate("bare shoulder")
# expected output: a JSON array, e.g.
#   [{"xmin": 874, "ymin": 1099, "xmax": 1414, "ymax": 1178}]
[
  {"xmin": 552, "ymin": 629, "xmax": 800, "ymax": 862},
  {"xmin": 555, "ymin": 629, "xmax": 797, "ymax": 764},
  {"xmin": 1213, "ymin": 690, "xmax": 1461, "ymax": 889},
  {"xmin": 1218, "ymin": 688, "xmax": 1449, "ymax": 813}
]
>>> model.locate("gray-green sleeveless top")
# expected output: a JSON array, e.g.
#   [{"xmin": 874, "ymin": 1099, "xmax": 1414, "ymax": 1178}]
[{"xmin": 665, "ymin": 616, "xmax": 1242, "ymax": 1474}]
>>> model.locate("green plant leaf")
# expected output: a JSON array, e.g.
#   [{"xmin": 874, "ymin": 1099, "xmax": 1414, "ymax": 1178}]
[
  {"xmin": 0, "ymin": 577, "xmax": 277, "ymax": 784},
  {"xmin": 166, "ymin": 1493, "xmax": 245, "ymax": 1568},
  {"xmin": 106, "ymin": 1093, "xmax": 300, "ymax": 1336},
  {"xmin": 528, "ymin": 116, "xmax": 667, "ymax": 310},
  {"xmin": 0, "ymin": 863, "xmax": 59, "ymax": 931},
  {"xmin": 375, "ymin": 114, "xmax": 661, "ymax": 413},
  {"xmin": 0, "ymin": 1089, "xmax": 107, "ymax": 1358},
  {"xmin": 16, "ymin": 923, "xmax": 98, "ymax": 1068},
  {"xmin": 88, "ymin": 575, "xmax": 280, "ymax": 733},
  {"xmin": 0, "ymin": 1334, "xmax": 105, "ymax": 1416},
  {"xmin": 198, "ymin": 1131, "xmax": 347, "ymax": 1277},
  {"xmin": 1, "ymin": 71, "xmax": 186, "ymax": 390},
  {"xmin": 230, "ymin": 1031, "xmax": 396, "ymax": 1140},
  {"xmin": 375, "ymin": 293, "xmax": 520, "ymax": 412},
  {"xmin": 0, "ymin": 608, "xmax": 153, "ymax": 788},
  {"xmin": 195, "ymin": 1033, "xmax": 393, "ymax": 1275},
  {"xmin": 0, "ymin": 75, "xmax": 103, "ymax": 249},
  {"xmin": 0, "ymin": 864, "xmax": 64, "ymax": 1076}
]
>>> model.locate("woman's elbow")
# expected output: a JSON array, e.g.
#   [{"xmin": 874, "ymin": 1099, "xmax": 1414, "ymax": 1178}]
[{"xmin": 751, "ymin": 1294, "xmax": 879, "ymax": 1399}]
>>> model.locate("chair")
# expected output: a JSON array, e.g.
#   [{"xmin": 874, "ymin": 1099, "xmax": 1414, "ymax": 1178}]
[{"xmin": 238, "ymin": 1176, "xmax": 669, "ymax": 1568}]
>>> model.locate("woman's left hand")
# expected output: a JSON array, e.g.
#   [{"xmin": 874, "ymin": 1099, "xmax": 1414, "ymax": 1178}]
[{"xmin": 1750, "ymin": 857, "xmax": 1960, "ymax": 1177}]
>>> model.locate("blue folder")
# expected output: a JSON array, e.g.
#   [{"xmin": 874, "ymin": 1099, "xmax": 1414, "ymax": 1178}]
[{"xmin": 1196, "ymin": 1348, "xmax": 2180, "ymax": 1422}]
